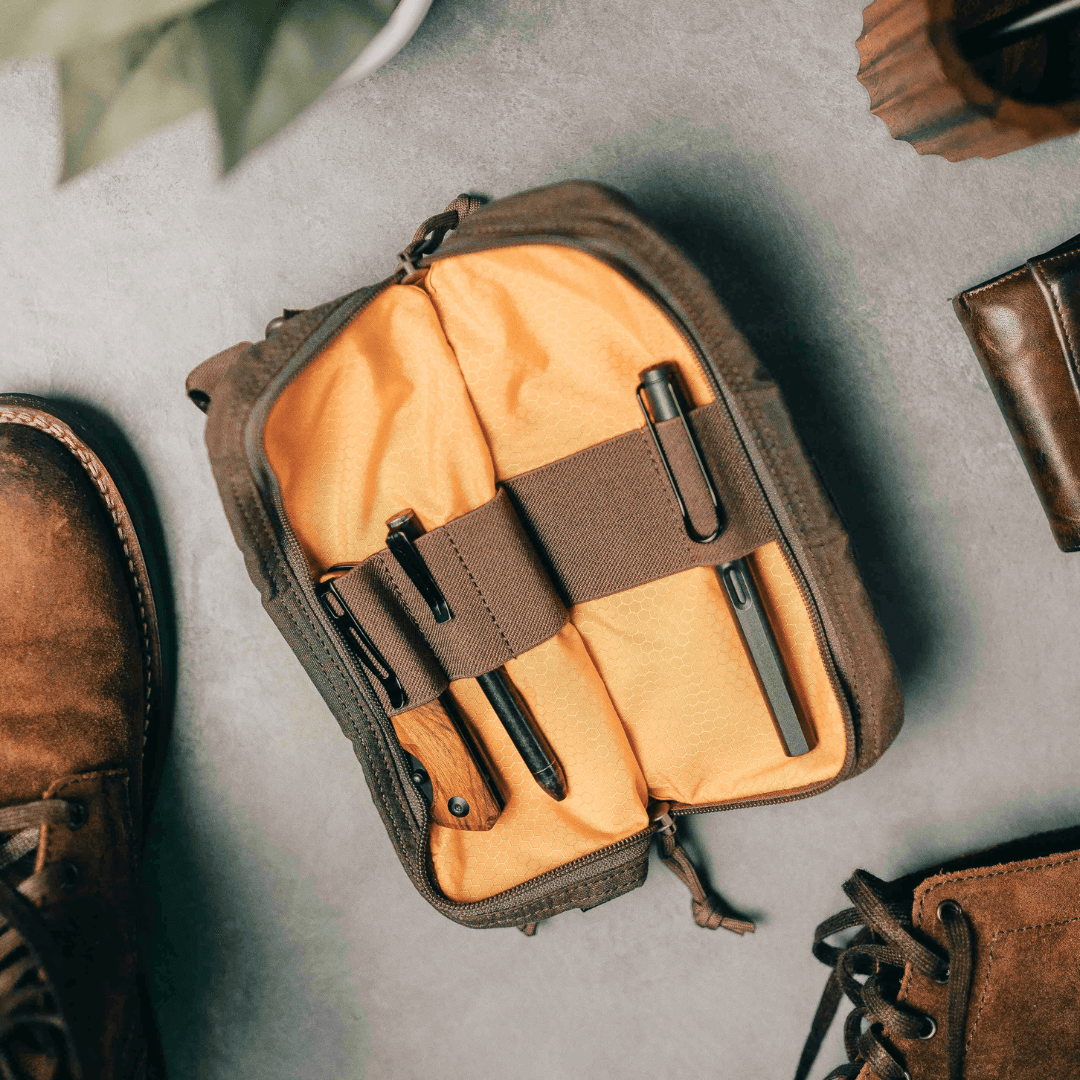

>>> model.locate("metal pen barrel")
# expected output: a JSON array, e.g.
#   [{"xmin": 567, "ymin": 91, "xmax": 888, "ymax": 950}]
[
  {"xmin": 386, "ymin": 509, "xmax": 568, "ymax": 802},
  {"xmin": 637, "ymin": 365, "xmax": 810, "ymax": 758},
  {"xmin": 476, "ymin": 669, "xmax": 567, "ymax": 801}
]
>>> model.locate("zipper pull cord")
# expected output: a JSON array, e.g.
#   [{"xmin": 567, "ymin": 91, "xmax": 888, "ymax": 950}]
[{"xmin": 653, "ymin": 811, "xmax": 755, "ymax": 935}]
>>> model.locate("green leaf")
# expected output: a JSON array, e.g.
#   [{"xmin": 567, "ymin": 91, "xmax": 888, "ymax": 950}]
[
  {"xmin": 56, "ymin": 0, "xmax": 399, "ymax": 176},
  {"xmin": 1, "ymin": 0, "xmax": 206, "ymax": 60},
  {"xmin": 60, "ymin": 17, "xmax": 209, "ymax": 178},
  {"xmin": 194, "ymin": 0, "xmax": 396, "ymax": 169}
]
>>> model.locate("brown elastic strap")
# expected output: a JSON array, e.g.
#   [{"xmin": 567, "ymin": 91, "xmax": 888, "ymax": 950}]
[
  {"xmin": 333, "ymin": 405, "xmax": 775, "ymax": 713},
  {"xmin": 655, "ymin": 824, "xmax": 755, "ymax": 934},
  {"xmin": 333, "ymin": 489, "xmax": 568, "ymax": 714},
  {"xmin": 504, "ymin": 402, "xmax": 775, "ymax": 604},
  {"xmin": 186, "ymin": 342, "xmax": 254, "ymax": 413}
]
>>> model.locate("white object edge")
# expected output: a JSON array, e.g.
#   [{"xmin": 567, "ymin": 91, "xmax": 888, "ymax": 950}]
[{"xmin": 335, "ymin": 0, "xmax": 435, "ymax": 87}]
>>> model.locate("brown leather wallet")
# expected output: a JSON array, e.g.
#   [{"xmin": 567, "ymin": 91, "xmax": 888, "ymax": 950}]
[{"xmin": 954, "ymin": 235, "xmax": 1080, "ymax": 552}]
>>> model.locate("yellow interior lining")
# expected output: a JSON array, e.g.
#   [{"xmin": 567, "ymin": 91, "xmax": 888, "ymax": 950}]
[{"xmin": 263, "ymin": 245, "xmax": 847, "ymax": 903}]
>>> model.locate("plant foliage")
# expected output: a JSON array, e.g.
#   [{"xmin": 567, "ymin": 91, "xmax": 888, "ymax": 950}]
[{"xmin": 4, "ymin": 0, "xmax": 397, "ymax": 175}]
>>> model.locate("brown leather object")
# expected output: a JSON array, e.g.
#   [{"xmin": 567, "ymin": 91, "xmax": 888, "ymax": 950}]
[
  {"xmin": 0, "ymin": 410, "xmax": 148, "ymax": 801},
  {"xmin": 797, "ymin": 823, "xmax": 1080, "ymax": 1080},
  {"xmin": 953, "ymin": 235, "xmax": 1080, "ymax": 551},
  {"xmin": 900, "ymin": 837, "xmax": 1080, "ymax": 1078},
  {"xmin": 0, "ymin": 397, "xmax": 165, "ymax": 1078},
  {"xmin": 856, "ymin": 0, "xmax": 1080, "ymax": 162}
]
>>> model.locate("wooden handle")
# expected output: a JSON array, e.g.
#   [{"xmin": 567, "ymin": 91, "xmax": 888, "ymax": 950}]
[
  {"xmin": 392, "ymin": 698, "xmax": 502, "ymax": 831},
  {"xmin": 857, "ymin": 0, "xmax": 1080, "ymax": 161}
]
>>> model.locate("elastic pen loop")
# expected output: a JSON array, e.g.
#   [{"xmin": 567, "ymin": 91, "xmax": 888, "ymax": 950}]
[{"xmin": 636, "ymin": 384, "xmax": 724, "ymax": 544}]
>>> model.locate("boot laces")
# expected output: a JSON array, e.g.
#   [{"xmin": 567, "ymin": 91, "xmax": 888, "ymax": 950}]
[
  {"xmin": 794, "ymin": 870, "xmax": 973, "ymax": 1080},
  {"xmin": 0, "ymin": 799, "xmax": 86, "ymax": 1080}
]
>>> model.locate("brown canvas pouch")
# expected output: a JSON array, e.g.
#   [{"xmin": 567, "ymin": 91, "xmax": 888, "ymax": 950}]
[{"xmin": 187, "ymin": 181, "xmax": 902, "ymax": 930}]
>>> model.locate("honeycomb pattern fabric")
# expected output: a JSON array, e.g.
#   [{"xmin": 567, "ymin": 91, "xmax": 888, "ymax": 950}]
[
  {"xmin": 263, "ymin": 284, "xmax": 496, "ymax": 574},
  {"xmin": 424, "ymin": 245, "xmax": 715, "ymax": 475},
  {"xmin": 573, "ymin": 552, "xmax": 847, "ymax": 806},
  {"xmin": 261, "ymin": 244, "xmax": 849, "ymax": 903},
  {"xmin": 430, "ymin": 627, "xmax": 649, "ymax": 903}
]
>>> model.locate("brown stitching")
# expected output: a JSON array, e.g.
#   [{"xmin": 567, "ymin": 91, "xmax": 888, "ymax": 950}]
[
  {"xmin": 1034, "ymin": 250, "xmax": 1080, "ymax": 266},
  {"xmin": 1033, "ymin": 262, "xmax": 1080, "ymax": 368},
  {"xmin": 966, "ymin": 915, "xmax": 1080, "ymax": 1051},
  {"xmin": 442, "ymin": 526, "xmax": 513, "ymax": 658},
  {"xmin": 377, "ymin": 551, "xmax": 413, "ymax": 621},
  {"xmin": 0, "ymin": 409, "xmax": 154, "ymax": 741},
  {"xmin": 916, "ymin": 854, "xmax": 1080, "ymax": 922},
  {"xmin": 640, "ymin": 422, "xmax": 691, "ymax": 527},
  {"xmin": 960, "ymin": 266, "xmax": 1029, "ymax": 297}
]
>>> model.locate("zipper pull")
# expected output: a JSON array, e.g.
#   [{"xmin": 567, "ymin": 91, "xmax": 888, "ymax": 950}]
[{"xmin": 650, "ymin": 805, "xmax": 755, "ymax": 935}]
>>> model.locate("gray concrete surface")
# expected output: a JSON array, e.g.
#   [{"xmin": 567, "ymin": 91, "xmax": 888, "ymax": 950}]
[{"xmin": 2, "ymin": 1, "xmax": 1080, "ymax": 1077}]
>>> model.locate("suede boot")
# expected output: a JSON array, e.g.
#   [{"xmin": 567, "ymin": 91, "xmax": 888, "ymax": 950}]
[
  {"xmin": 795, "ymin": 826, "xmax": 1080, "ymax": 1080},
  {"xmin": 0, "ymin": 396, "xmax": 167, "ymax": 1079}
]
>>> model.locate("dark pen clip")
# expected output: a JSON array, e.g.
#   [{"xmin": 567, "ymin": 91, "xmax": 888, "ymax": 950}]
[
  {"xmin": 385, "ymin": 521, "xmax": 454, "ymax": 624},
  {"xmin": 636, "ymin": 376, "xmax": 724, "ymax": 545},
  {"xmin": 316, "ymin": 575, "xmax": 407, "ymax": 710}
]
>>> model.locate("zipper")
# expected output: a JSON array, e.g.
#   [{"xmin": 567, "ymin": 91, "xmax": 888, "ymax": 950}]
[
  {"xmin": 248, "ymin": 282, "xmax": 433, "ymax": 834},
  {"xmin": 423, "ymin": 822, "xmax": 655, "ymax": 919},
  {"xmin": 247, "ymin": 218, "xmax": 860, "ymax": 924}
]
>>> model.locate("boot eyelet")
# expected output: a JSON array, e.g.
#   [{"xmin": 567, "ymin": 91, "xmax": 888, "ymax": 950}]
[
  {"xmin": 916, "ymin": 1016, "xmax": 937, "ymax": 1040},
  {"xmin": 60, "ymin": 862, "xmax": 80, "ymax": 892},
  {"xmin": 931, "ymin": 963, "xmax": 950, "ymax": 984},
  {"xmin": 66, "ymin": 801, "xmax": 87, "ymax": 830},
  {"xmin": 937, "ymin": 899, "xmax": 963, "ymax": 921}
]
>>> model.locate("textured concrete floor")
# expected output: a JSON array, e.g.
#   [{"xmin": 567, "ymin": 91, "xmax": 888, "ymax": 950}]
[{"xmin": 3, "ymin": 1, "xmax": 1080, "ymax": 1077}]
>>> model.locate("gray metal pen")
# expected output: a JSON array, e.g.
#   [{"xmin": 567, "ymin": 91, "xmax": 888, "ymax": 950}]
[{"xmin": 637, "ymin": 363, "xmax": 811, "ymax": 757}]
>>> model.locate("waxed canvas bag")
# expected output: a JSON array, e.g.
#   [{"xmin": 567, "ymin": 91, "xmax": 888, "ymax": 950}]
[{"xmin": 186, "ymin": 181, "xmax": 902, "ymax": 931}]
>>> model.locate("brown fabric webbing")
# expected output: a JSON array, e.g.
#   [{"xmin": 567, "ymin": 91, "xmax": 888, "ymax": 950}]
[
  {"xmin": 504, "ymin": 402, "xmax": 774, "ymax": 603},
  {"xmin": 186, "ymin": 342, "xmax": 254, "ymax": 413},
  {"xmin": 334, "ymin": 489, "xmax": 568, "ymax": 714},
  {"xmin": 333, "ymin": 403, "xmax": 776, "ymax": 714}
]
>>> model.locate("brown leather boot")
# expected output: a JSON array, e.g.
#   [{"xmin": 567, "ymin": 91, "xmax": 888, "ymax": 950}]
[
  {"xmin": 0, "ymin": 396, "xmax": 168, "ymax": 1079},
  {"xmin": 794, "ymin": 826, "xmax": 1080, "ymax": 1080}
]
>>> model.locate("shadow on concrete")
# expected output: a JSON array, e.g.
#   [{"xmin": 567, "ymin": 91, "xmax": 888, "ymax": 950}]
[
  {"xmin": 626, "ymin": 179, "xmax": 944, "ymax": 692},
  {"xmin": 49, "ymin": 397, "xmax": 367, "ymax": 1078}
]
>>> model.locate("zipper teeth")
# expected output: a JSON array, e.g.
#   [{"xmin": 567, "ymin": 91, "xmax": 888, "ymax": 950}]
[
  {"xmin": 428, "ymin": 824, "xmax": 656, "ymax": 916},
  {"xmin": 256, "ymin": 229, "xmax": 857, "ymax": 921},
  {"xmin": 256, "ymin": 284, "xmax": 432, "ymax": 832}
]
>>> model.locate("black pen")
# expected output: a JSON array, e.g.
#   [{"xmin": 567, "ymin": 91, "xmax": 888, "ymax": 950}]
[
  {"xmin": 386, "ymin": 509, "xmax": 568, "ymax": 801},
  {"xmin": 637, "ymin": 363, "xmax": 811, "ymax": 757}
]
